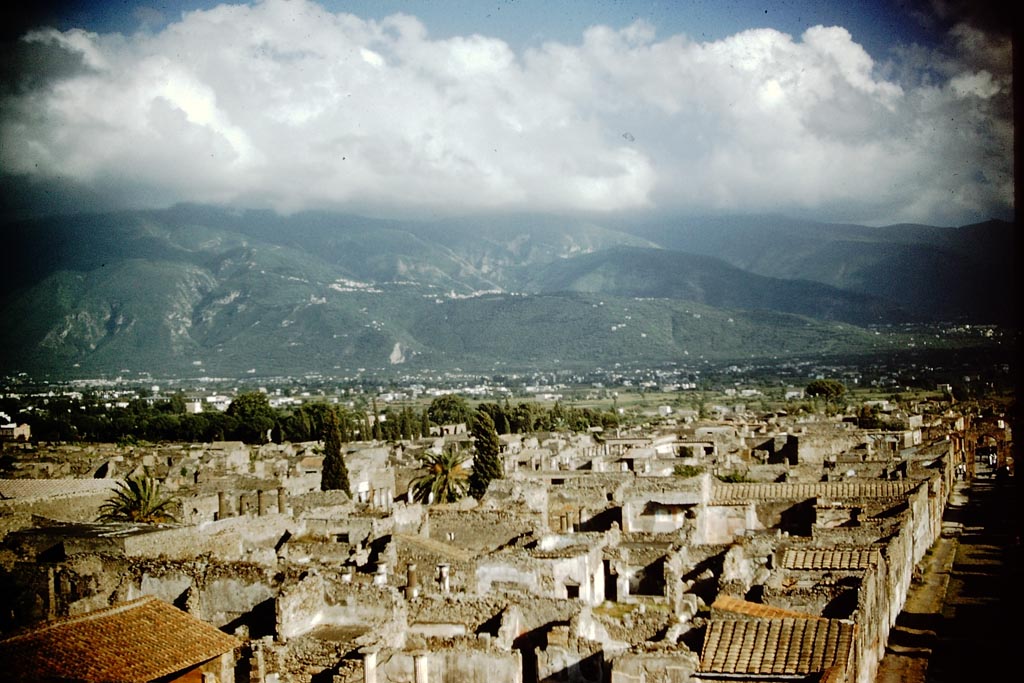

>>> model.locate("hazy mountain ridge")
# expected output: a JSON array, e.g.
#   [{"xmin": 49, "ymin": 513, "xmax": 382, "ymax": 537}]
[
  {"xmin": 520, "ymin": 245, "xmax": 910, "ymax": 325},
  {"xmin": 621, "ymin": 214, "xmax": 1015, "ymax": 322},
  {"xmin": 0, "ymin": 206, "xmax": 1011, "ymax": 377}
]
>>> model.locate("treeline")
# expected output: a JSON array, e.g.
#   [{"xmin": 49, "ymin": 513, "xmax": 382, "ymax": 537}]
[{"xmin": 1, "ymin": 392, "xmax": 620, "ymax": 445}]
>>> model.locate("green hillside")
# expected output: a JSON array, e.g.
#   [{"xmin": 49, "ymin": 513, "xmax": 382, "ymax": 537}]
[{"xmin": 0, "ymin": 206, "xmax": 1013, "ymax": 379}]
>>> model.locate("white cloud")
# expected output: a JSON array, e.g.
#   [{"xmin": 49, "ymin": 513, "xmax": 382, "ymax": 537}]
[{"xmin": 0, "ymin": 0, "xmax": 1012, "ymax": 225}]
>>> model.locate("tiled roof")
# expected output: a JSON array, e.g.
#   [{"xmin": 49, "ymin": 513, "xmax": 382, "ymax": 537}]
[
  {"xmin": 710, "ymin": 480, "xmax": 917, "ymax": 503},
  {"xmin": 711, "ymin": 595, "xmax": 825, "ymax": 620},
  {"xmin": 0, "ymin": 596, "xmax": 240, "ymax": 682},
  {"xmin": 699, "ymin": 617, "xmax": 854, "ymax": 676},
  {"xmin": 781, "ymin": 547, "xmax": 879, "ymax": 571},
  {"xmin": 0, "ymin": 478, "xmax": 118, "ymax": 501}
]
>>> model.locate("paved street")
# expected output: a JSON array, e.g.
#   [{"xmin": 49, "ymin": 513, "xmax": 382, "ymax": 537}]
[{"xmin": 874, "ymin": 470, "xmax": 1022, "ymax": 682}]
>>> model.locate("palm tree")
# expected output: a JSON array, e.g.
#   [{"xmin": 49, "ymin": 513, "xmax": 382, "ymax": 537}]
[
  {"xmin": 97, "ymin": 473, "xmax": 178, "ymax": 523},
  {"xmin": 410, "ymin": 446, "xmax": 469, "ymax": 504}
]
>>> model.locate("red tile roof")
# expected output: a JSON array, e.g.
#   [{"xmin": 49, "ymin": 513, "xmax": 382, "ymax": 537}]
[
  {"xmin": 711, "ymin": 481, "xmax": 918, "ymax": 503},
  {"xmin": 0, "ymin": 596, "xmax": 240, "ymax": 682},
  {"xmin": 781, "ymin": 547, "xmax": 880, "ymax": 571},
  {"xmin": 699, "ymin": 617, "xmax": 854, "ymax": 676}
]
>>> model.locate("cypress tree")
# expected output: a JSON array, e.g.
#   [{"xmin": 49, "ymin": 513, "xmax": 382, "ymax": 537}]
[
  {"xmin": 468, "ymin": 409, "xmax": 503, "ymax": 499},
  {"xmin": 321, "ymin": 407, "xmax": 351, "ymax": 494}
]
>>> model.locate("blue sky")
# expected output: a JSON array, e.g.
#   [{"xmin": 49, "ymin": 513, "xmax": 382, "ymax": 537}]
[
  {"xmin": 0, "ymin": 0, "xmax": 1014, "ymax": 226},
  {"xmin": 0, "ymin": 1, "xmax": 955, "ymax": 54}
]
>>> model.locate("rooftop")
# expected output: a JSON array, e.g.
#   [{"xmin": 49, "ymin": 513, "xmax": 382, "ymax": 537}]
[{"xmin": 0, "ymin": 595, "xmax": 240, "ymax": 682}]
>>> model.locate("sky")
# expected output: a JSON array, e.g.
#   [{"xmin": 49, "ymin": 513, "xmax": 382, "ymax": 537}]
[{"xmin": 0, "ymin": 0, "xmax": 1015, "ymax": 227}]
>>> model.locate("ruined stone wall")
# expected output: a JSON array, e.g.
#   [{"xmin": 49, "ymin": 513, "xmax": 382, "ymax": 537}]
[
  {"xmin": 119, "ymin": 515, "xmax": 296, "ymax": 564},
  {"xmin": 393, "ymin": 547, "xmax": 476, "ymax": 595},
  {"xmin": 262, "ymin": 633, "xmax": 361, "ymax": 683},
  {"xmin": 796, "ymin": 428, "xmax": 866, "ymax": 464},
  {"xmin": 852, "ymin": 552, "xmax": 888, "ymax": 683},
  {"xmin": 476, "ymin": 552, "xmax": 541, "ymax": 598},
  {"xmin": 427, "ymin": 507, "xmax": 542, "ymax": 551},
  {"xmin": 284, "ymin": 472, "xmax": 321, "ymax": 496},
  {"xmin": 18, "ymin": 553, "xmax": 280, "ymax": 635},
  {"xmin": 537, "ymin": 472, "xmax": 635, "ymax": 501},
  {"xmin": 0, "ymin": 492, "xmax": 113, "ymax": 526},
  {"xmin": 282, "ymin": 539, "xmax": 356, "ymax": 566},
  {"xmin": 390, "ymin": 501, "xmax": 426, "ymax": 535},
  {"xmin": 610, "ymin": 650, "xmax": 700, "ymax": 683},
  {"xmin": 407, "ymin": 593, "xmax": 509, "ymax": 632},
  {"xmin": 696, "ymin": 503, "xmax": 758, "ymax": 544},
  {"xmin": 484, "ymin": 479, "xmax": 549, "ymax": 514},
  {"xmin": 361, "ymin": 642, "xmax": 522, "ymax": 683},
  {"xmin": 475, "ymin": 547, "xmax": 606, "ymax": 604},
  {"xmin": 549, "ymin": 486, "xmax": 620, "ymax": 533},
  {"xmin": 124, "ymin": 561, "xmax": 277, "ymax": 633},
  {"xmin": 276, "ymin": 572, "xmax": 407, "ymax": 645},
  {"xmin": 537, "ymin": 626, "xmax": 610, "ymax": 683},
  {"xmin": 907, "ymin": 480, "xmax": 939, "ymax": 567}
]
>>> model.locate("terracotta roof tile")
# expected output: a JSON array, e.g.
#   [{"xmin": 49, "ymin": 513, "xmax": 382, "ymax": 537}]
[
  {"xmin": 699, "ymin": 617, "xmax": 854, "ymax": 676},
  {"xmin": 0, "ymin": 596, "xmax": 240, "ymax": 682},
  {"xmin": 781, "ymin": 547, "xmax": 880, "ymax": 571},
  {"xmin": 711, "ymin": 481, "xmax": 917, "ymax": 504}
]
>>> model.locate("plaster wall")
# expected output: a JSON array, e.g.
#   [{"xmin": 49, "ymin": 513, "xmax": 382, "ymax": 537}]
[
  {"xmin": 696, "ymin": 503, "xmax": 757, "ymax": 545},
  {"xmin": 610, "ymin": 652, "xmax": 700, "ymax": 683},
  {"xmin": 120, "ymin": 515, "xmax": 295, "ymax": 563},
  {"xmin": 377, "ymin": 646, "xmax": 522, "ymax": 683},
  {"xmin": 476, "ymin": 563, "xmax": 539, "ymax": 597}
]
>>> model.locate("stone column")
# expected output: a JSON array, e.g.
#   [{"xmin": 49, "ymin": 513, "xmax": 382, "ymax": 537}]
[
  {"xmin": 277, "ymin": 487, "xmax": 287, "ymax": 514},
  {"xmin": 217, "ymin": 491, "xmax": 229, "ymax": 520},
  {"xmin": 257, "ymin": 489, "xmax": 268, "ymax": 516},
  {"xmin": 406, "ymin": 563, "xmax": 419, "ymax": 599},
  {"xmin": 362, "ymin": 648, "xmax": 378, "ymax": 683},
  {"xmin": 437, "ymin": 564, "xmax": 450, "ymax": 593},
  {"xmin": 414, "ymin": 652, "xmax": 430, "ymax": 683}
]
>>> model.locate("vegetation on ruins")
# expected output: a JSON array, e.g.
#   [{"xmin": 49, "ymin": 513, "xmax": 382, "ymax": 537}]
[
  {"xmin": 320, "ymin": 406, "xmax": 351, "ymax": 494},
  {"xmin": 856, "ymin": 404, "xmax": 906, "ymax": 430},
  {"xmin": 672, "ymin": 464, "xmax": 705, "ymax": 478},
  {"xmin": 97, "ymin": 473, "xmax": 178, "ymax": 524},
  {"xmin": 715, "ymin": 471, "xmax": 752, "ymax": 483},
  {"xmin": 410, "ymin": 446, "xmax": 470, "ymax": 504},
  {"xmin": 468, "ymin": 409, "xmax": 503, "ymax": 499}
]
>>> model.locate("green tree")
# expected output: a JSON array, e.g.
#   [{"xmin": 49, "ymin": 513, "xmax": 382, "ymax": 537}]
[
  {"xmin": 97, "ymin": 474, "xmax": 178, "ymax": 523},
  {"xmin": 510, "ymin": 402, "xmax": 539, "ymax": 433},
  {"xmin": 805, "ymin": 379, "xmax": 846, "ymax": 415},
  {"xmin": 427, "ymin": 394, "xmax": 471, "ymax": 427},
  {"xmin": 371, "ymin": 398, "xmax": 383, "ymax": 440},
  {"xmin": 411, "ymin": 446, "xmax": 469, "ymax": 504},
  {"xmin": 226, "ymin": 391, "xmax": 277, "ymax": 444},
  {"xmin": 805, "ymin": 379, "xmax": 846, "ymax": 402},
  {"xmin": 321, "ymin": 407, "xmax": 351, "ymax": 494},
  {"xmin": 468, "ymin": 409, "xmax": 503, "ymax": 499}
]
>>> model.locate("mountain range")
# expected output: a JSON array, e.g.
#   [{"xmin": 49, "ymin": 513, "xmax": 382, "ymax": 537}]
[{"xmin": 0, "ymin": 205, "xmax": 1015, "ymax": 378}]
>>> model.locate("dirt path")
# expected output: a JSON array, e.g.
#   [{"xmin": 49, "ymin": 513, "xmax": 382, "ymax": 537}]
[
  {"xmin": 873, "ymin": 490, "xmax": 961, "ymax": 683},
  {"xmin": 874, "ymin": 475, "xmax": 1022, "ymax": 682}
]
